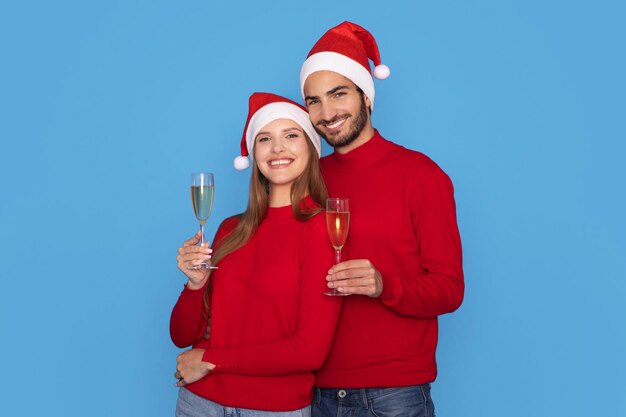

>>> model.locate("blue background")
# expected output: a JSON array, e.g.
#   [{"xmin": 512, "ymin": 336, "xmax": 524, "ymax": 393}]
[{"xmin": 1, "ymin": 1, "xmax": 624, "ymax": 416}]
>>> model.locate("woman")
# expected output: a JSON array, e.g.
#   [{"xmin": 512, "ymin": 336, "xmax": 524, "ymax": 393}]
[{"xmin": 170, "ymin": 92, "xmax": 341, "ymax": 416}]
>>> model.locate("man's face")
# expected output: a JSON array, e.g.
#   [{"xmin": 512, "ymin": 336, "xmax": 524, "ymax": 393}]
[{"xmin": 303, "ymin": 71, "xmax": 371, "ymax": 150}]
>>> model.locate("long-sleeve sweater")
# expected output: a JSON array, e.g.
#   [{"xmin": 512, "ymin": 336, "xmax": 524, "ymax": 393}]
[
  {"xmin": 315, "ymin": 130, "xmax": 464, "ymax": 388},
  {"xmin": 170, "ymin": 199, "xmax": 341, "ymax": 411}
]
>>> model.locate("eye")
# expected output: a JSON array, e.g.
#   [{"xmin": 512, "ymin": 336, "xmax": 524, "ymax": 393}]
[
  {"xmin": 306, "ymin": 98, "xmax": 320, "ymax": 107},
  {"xmin": 334, "ymin": 91, "xmax": 346, "ymax": 98},
  {"xmin": 286, "ymin": 132, "xmax": 301, "ymax": 139},
  {"xmin": 256, "ymin": 135, "xmax": 271, "ymax": 143}
]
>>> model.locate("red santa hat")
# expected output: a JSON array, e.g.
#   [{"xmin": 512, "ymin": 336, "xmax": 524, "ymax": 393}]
[
  {"xmin": 233, "ymin": 92, "xmax": 322, "ymax": 170},
  {"xmin": 300, "ymin": 21, "xmax": 390, "ymax": 110}
]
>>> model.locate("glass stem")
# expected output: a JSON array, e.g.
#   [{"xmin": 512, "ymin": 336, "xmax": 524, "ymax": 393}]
[
  {"xmin": 199, "ymin": 223, "xmax": 205, "ymax": 245},
  {"xmin": 335, "ymin": 249, "xmax": 341, "ymax": 264}
]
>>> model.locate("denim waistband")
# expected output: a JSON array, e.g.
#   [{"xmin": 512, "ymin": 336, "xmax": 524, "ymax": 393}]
[{"xmin": 315, "ymin": 385, "xmax": 428, "ymax": 402}]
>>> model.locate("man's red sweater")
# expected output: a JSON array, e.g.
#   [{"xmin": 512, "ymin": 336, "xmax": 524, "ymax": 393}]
[
  {"xmin": 170, "ymin": 201, "xmax": 341, "ymax": 410},
  {"xmin": 316, "ymin": 130, "xmax": 464, "ymax": 388}
]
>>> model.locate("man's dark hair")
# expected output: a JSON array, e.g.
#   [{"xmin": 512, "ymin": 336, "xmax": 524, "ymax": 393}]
[{"xmin": 355, "ymin": 86, "xmax": 372, "ymax": 115}]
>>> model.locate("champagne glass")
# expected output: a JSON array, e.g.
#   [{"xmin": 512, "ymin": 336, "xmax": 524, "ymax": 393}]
[
  {"xmin": 325, "ymin": 198, "xmax": 350, "ymax": 296},
  {"xmin": 189, "ymin": 172, "xmax": 217, "ymax": 270}
]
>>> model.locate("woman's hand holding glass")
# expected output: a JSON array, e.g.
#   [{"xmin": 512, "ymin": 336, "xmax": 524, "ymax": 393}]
[{"xmin": 177, "ymin": 231, "xmax": 214, "ymax": 289}]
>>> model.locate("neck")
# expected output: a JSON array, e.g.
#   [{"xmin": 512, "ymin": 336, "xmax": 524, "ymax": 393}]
[
  {"xmin": 268, "ymin": 185, "xmax": 292, "ymax": 207},
  {"xmin": 335, "ymin": 122, "xmax": 375, "ymax": 155}
]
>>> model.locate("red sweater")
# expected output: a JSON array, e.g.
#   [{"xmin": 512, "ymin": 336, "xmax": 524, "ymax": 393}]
[
  {"xmin": 170, "ymin": 201, "xmax": 341, "ymax": 411},
  {"xmin": 316, "ymin": 130, "xmax": 464, "ymax": 388}
]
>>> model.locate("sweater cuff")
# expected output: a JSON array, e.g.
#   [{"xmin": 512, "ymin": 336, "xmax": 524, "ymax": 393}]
[
  {"xmin": 379, "ymin": 272, "xmax": 402, "ymax": 307},
  {"xmin": 202, "ymin": 348, "xmax": 236, "ymax": 374},
  {"xmin": 180, "ymin": 282, "xmax": 207, "ymax": 298}
]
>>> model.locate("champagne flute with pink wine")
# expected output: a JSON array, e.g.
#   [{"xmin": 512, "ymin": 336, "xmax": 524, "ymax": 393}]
[
  {"xmin": 325, "ymin": 198, "xmax": 350, "ymax": 296},
  {"xmin": 189, "ymin": 172, "xmax": 218, "ymax": 270}
]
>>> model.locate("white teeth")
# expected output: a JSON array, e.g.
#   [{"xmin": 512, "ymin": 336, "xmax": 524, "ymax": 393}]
[
  {"xmin": 268, "ymin": 159, "xmax": 292, "ymax": 166},
  {"xmin": 326, "ymin": 118, "xmax": 346, "ymax": 129}
]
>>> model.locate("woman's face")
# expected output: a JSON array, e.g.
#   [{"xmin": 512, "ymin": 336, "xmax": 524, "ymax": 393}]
[{"xmin": 253, "ymin": 118, "xmax": 311, "ymax": 190}]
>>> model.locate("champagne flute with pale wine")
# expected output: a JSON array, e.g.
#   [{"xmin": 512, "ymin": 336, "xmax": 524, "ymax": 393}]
[{"xmin": 189, "ymin": 172, "xmax": 218, "ymax": 270}]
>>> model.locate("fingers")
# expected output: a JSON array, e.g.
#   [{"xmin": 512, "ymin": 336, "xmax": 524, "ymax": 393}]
[
  {"xmin": 175, "ymin": 358, "xmax": 187, "ymax": 387},
  {"xmin": 326, "ymin": 266, "xmax": 376, "ymax": 283},
  {"xmin": 179, "ymin": 258, "xmax": 212, "ymax": 272},
  {"xmin": 335, "ymin": 284, "xmax": 379, "ymax": 296},
  {"xmin": 178, "ymin": 245, "xmax": 213, "ymax": 258},
  {"xmin": 328, "ymin": 259, "xmax": 372, "ymax": 274},
  {"xmin": 178, "ymin": 244, "xmax": 212, "ymax": 259},
  {"xmin": 178, "ymin": 252, "xmax": 213, "ymax": 266},
  {"xmin": 326, "ymin": 259, "xmax": 382, "ymax": 297},
  {"xmin": 177, "ymin": 247, "xmax": 213, "ymax": 267},
  {"xmin": 327, "ymin": 276, "xmax": 377, "ymax": 296},
  {"xmin": 329, "ymin": 280, "xmax": 381, "ymax": 297},
  {"xmin": 178, "ymin": 235, "xmax": 214, "ymax": 275},
  {"xmin": 174, "ymin": 349, "xmax": 212, "ymax": 387},
  {"xmin": 327, "ymin": 276, "xmax": 377, "ymax": 288}
]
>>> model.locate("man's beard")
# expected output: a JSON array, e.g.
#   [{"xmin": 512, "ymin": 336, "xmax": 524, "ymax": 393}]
[{"xmin": 314, "ymin": 94, "xmax": 369, "ymax": 149}]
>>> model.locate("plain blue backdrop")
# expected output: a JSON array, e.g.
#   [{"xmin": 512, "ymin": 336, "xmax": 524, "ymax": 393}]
[{"xmin": 1, "ymin": 1, "xmax": 624, "ymax": 416}]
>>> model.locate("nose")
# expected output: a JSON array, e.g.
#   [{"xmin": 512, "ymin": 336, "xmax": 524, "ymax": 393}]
[
  {"xmin": 271, "ymin": 137, "xmax": 285, "ymax": 153},
  {"xmin": 320, "ymin": 102, "xmax": 336, "ymax": 122}
]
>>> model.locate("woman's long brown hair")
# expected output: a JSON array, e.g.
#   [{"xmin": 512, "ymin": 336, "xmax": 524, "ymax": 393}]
[{"xmin": 202, "ymin": 132, "xmax": 327, "ymax": 322}]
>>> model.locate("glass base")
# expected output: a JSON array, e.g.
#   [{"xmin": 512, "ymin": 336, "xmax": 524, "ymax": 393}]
[
  {"xmin": 188, "ymin": 263, "xmax": 218, "ymax": 270},
  {"xmin": 324, "ymin": 289, "xmax": 350, "ymax": 297}
]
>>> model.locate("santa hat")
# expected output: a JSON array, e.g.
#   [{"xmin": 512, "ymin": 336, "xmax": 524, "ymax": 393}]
[
  {"xmin": 300, "ymin": 21, "xmax": 390, "ymax": 110},
  {"xmin": 233, "ymin": 92, "xmax": 322, "ymax": 170}
]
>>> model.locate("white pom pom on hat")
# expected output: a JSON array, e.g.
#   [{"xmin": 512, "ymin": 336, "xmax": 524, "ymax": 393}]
[
  {"xmin": 374, "ymin": 64, "xmax": 390, "ymax": 80},
  {"xmin": 233, "ymin": 155, "xmax": 250, "ymax": 171},
  {"xmin": 233, "ymin": 92, "xmax": 321, "ymax": 171},
  {"xmin": 300, "ymin": 21, "xmax": 390, "ymax": 110}
]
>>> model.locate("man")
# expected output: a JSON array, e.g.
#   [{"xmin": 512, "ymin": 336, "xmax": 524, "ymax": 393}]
[{"xmin": 300, "ymin": 21, "xmax": 464, "ymax": 416}]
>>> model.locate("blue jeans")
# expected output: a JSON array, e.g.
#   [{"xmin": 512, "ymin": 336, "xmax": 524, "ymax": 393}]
[
  {"xmin": 176, "ymin": 388, "xmax": 312, "ymax": 417},
  {"xmin": 312, "ymin": 385, "xmax": 435, "ymax": 417}
]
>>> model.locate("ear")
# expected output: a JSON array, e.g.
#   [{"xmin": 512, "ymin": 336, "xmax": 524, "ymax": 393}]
[{"xmin": 364, "ymin": 94, "xmax": 372, "ymax": 110}]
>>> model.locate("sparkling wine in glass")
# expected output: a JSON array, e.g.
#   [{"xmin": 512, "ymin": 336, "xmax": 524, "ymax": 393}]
[
  {"xmin": 189, "ymin": 172, "xmax": 217, "ymax": 270},
  {"xmin": 325, "ymin": 198, "xmax": 350, "ymax": 296}
]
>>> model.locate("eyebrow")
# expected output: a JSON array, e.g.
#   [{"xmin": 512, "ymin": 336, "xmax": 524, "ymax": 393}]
[
  {"xmin": 304, "ymin": 85, "xmax": 350, "ymax": 102},
  {"xmin": 327, "ymin": 85, "xmax": 350, "ymax": 95},
  {"xmin": 255, "ymin": 127, "xmax": 303, "ymax": 137}
]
